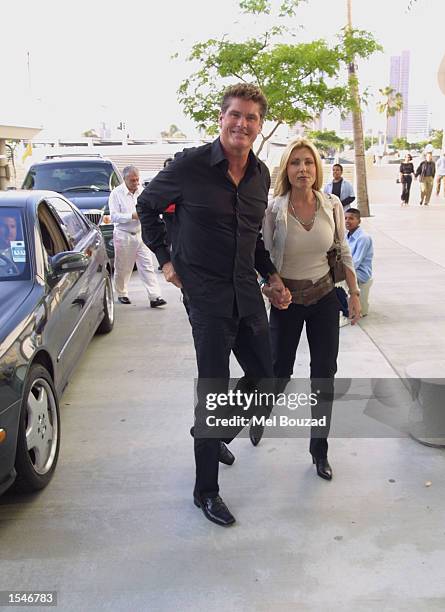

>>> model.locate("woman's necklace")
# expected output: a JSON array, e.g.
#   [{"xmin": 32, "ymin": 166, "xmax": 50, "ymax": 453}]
[{"xmin": 289, "ymin": 195, "xmax": 318, "ymax": 226}]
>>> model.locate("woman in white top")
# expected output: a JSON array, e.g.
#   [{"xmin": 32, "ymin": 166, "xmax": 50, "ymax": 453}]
[{"xmin": 262, "ymin": 138, "xmax": 361, "ymax": 480}]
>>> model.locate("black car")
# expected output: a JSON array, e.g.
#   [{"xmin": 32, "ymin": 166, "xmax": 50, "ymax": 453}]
[
  {"xmin": 0, "ymin": 191, "xmax": 114, "ymax": 495},
  {"xmin": 22, "ymin": 155, "xmax": 123, "ymax": 262}
]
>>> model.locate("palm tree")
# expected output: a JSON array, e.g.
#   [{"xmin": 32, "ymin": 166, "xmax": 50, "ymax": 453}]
[
  {"xmin": 377, "ymin": 87, "xmax": 403, "ymax": 155},
  {"xmin": 346, "ymin": 0, "xmax": 370, "ymax": 217}
]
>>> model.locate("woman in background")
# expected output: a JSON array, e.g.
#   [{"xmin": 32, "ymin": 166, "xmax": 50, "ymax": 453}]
[{"xmin": 399, "ymin": 153, "xmax": 415, "ymax": 206}]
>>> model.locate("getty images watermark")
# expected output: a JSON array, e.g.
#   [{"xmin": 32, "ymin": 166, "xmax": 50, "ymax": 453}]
[{"xmin": 205, "ymin": 389, "xmax": 326, "ymax": 428}]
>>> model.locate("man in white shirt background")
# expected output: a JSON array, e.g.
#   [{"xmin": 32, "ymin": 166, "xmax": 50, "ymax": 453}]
[
  {"xmin": 435, "ymin": 152, "xmax": 445, "ymax": 197},
  {"xmin": 109, "ymin": 165, "xmax": 166, "ymax": 308}
]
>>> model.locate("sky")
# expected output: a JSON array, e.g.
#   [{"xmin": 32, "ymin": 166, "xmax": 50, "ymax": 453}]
[{"xmin": 3, "ymin": 0, "xmax": 444, "ymax": 140}]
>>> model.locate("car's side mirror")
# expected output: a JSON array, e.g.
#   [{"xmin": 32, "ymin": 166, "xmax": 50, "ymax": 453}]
[{"xmin": 50, "ymin": 251, "xmax": 89, "ymax": 277}]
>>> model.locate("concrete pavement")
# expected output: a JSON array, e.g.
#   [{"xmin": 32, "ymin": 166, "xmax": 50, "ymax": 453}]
[{"xmin": 1, "ymin": 179, "xmax": 445, "ymax": 611}]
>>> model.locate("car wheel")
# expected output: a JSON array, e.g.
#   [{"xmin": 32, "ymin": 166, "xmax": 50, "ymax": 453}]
[
  {"xmin": 14, "ymin": 364, "xmax": 60, "ymax": 492},
  {"xmin": 96, "ymin": 273, "xmax": 114, "ymax": 334}
]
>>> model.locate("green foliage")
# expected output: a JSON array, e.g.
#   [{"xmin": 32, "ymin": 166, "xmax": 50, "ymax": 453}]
[
  {"xmin": 239, "ymin": 0, "xmax": 304, "ymax": 17},
  {"xmin": 392, "ymin": 137, "xmax": 410, "ymax": 150},
  {"xmin": 430, "ymin": 129, "xmax": 443, "ymax": 149},
  {"xmin": 338, "ymin": 27, "xmax": 383, "ymax": 64},
  {"xmin": 307, "ymin": 130, "xmax": 345, "ymax": 156},
  {"xmin": 377, "ymin": 86, "xmax": 403, "ymax": 119},
  {"xmin": 82, "ymin": 129, "xmax": 99, "ymax": 138},
  {"xmin": 177, "ymin": 1, "xmax": 382, "ymax": 151},
  {"xmin": 161, "ymin": 124, "xmax": 187, "ymax": 139}
]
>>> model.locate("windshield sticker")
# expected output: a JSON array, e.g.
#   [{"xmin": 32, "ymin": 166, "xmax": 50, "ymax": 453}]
[{"xmin": 10, "ymin": 241, "xmax": 26, "ymax": 263}]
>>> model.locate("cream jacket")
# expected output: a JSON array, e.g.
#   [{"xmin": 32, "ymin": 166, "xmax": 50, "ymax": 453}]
[{"xmin": 263, "ymin": 190, "xmax": 356, "ymax": 278}]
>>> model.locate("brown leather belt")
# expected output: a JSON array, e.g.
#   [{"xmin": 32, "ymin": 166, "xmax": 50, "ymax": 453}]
[{"xmin": 282, "ymin": 271, "xmax": 334, "ymax": 306}]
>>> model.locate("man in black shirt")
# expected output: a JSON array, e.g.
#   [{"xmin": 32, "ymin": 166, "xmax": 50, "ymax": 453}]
[
  {"xmin": 415, "ymin": 152, "xmax": 436, "ymax": 205},
  {"xmin": 137, "ymin": 84, "xmax": 290, "ymax": 526}
]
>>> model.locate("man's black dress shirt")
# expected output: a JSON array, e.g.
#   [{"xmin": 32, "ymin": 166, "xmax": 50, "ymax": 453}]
[
  {"xmin": 415, "ymin": 160, "xmax": 436, "ymax": 179},
  {"xmin": 136, "ymin": 138, "xmax": 277, "ymax": 318}
]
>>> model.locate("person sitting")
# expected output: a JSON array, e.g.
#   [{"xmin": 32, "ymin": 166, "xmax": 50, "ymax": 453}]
[
  {"xmin": 344, "ymin": 208, "xmax": 373, "ymax": 316},
  {"xmin": 324, "ymin": 164, "xmax": 355, "ymax": 211}
]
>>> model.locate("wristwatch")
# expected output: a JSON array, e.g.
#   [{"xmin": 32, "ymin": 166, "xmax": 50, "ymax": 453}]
[{"xmin": 349, "ymin": 288, "xmax": 360, "ymax": 297}]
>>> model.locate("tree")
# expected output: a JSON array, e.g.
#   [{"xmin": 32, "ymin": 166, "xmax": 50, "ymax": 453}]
[
  {"xmin": 430, "ymin": 129, "xmax": 443, "ymax": 149},
  {"xmin": 178, "ymin": 0, "xmax": 382, "ymax": 156},
  {"xmin": 392, "ymin": 137, "xmax": 409, "ymax": 151},
  {"xmin": 345, "ymin": 0, "xmax": 378, "ymax": 217},
  {"xmin": 161, "ymin": 124, "xmax": 187, "ymax": 139},
  {"xmin": 82, "ymin": 129, "xmax": 99, "ymax": 138},
  {"xmin": 307, "ymin": 130, "xmax": 345, "ymax": 158},
  {"xmin": 377, "ymin": 86, "xmax": 403, "ymax": 155}
]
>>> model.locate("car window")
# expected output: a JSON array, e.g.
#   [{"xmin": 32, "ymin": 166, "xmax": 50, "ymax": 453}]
[
  {"xmin": 23, "ymin": 161, "xmax": 120, "ymax": 192},
  {"xmin": 0, "ymin": 207, "xmax": 30, "ymax": 281},
  {"xmin": 49, "ymin": 198, "xmax": 89, "ymax": 248},
  {"xmin": 37, "ymin": 202, "xmax": 70, "ymax": 258}
]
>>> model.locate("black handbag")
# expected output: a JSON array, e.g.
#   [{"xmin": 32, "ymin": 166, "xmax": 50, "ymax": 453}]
[{"xmin": 326, "ymin": 202, "xmax": 346, "ymax": 283}]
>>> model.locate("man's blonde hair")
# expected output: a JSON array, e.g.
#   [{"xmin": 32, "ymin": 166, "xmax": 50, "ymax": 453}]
[{"xmin": 274, "ymin": 138, "xmax": 324, "ymax": 196}]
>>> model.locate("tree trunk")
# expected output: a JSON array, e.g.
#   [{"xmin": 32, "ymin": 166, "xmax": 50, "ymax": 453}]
[
  {"xmin": 347, "ymin": 0, "xmax": 371, "ymax": 217},
  {"xmin": 256, "ymin": 121, "xmax": 282, "ymax": 156}
]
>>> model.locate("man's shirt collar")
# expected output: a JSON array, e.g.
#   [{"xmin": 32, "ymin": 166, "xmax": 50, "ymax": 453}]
[
  {"xmin": 348, "ymin": 226, "xmax": 363, "ymax": 240},
  {"xmin": 210, "ymin": 137, "xmax": 262, "ymax": 172}
]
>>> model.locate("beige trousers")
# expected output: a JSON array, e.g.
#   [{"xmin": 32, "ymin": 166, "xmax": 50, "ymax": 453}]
[
  {"xmin": 420, "ymin": 176, "xmax": 434, "ymax": 204},
  {"xmin": 436, "ymin": 175, "xmax": 445, "ymax": 196},
  {"xmin": 358, "ymin": 278, "xmax": 373, "ymax": 316}
]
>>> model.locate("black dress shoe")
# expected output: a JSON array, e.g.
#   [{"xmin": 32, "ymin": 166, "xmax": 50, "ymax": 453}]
[
  {"xmin": 193, "ymin": 494, "xmax": 236, "ymax": 526},
  {"xmin": 249, "ymin": 423, "xmax": 264, "ymax": 446},
  {"xmin": 150, "ymin": 297, "xmax": 167, "ymax": 308},
  {"xmin": 218, "ymin": 441, "xmax": 235, "ymax": 465},
  {"xmin": 118, "ymin": 296, "xmax": 131, "ymax": 304},
  {"xmin": 312, "ymin": 456, "xmax": 333, "ymax": 480}
]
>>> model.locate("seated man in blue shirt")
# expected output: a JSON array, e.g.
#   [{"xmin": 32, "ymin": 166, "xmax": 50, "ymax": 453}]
[
  {"xmin": 324, "ymin": 164, "xmax": 355, "ymax": 210},
  {"xmin": 345, "ymin": 208, "xmax": 373, "ymax": 316}
]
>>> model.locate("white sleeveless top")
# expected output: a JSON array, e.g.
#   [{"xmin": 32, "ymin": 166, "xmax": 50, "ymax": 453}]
[{"xmin": 279, "ymin": 209, "xmax": 334, "ymax": 281}]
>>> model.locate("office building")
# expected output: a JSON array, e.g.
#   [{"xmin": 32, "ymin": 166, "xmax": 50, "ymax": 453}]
[{"xmin": 388, "ymin": 50, "xmax": 410, "ymax": 140}]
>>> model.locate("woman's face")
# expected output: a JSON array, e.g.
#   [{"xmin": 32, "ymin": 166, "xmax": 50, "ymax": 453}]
[
  {"xmin": 287, "ymin": 146, "xmax": 317, "ymax": 191},
  {"xmin": 405, "ymin": 154, "xmax": 411, "ymax": 162}
]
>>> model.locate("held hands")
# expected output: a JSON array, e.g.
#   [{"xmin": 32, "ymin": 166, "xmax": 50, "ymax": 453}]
[
  {"xmin": 132, "ymin": 212, "xmax": 139, "ymax": 220},
  {"xmin": 348, "ymin": 294, "xmax": 361, "ymax": 325},
  {"xmin": 263, "ymin": 273, "xmax": 292, "ymax": 310},
  {"xmin": 162, "ymin": 262, "xmax": 182, "ymax": 288}
]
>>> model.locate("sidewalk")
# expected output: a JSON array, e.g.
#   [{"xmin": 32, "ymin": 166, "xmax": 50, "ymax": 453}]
[{"xmin": 1, "ymin": 177, "xmax": 444, "ymax": 611}]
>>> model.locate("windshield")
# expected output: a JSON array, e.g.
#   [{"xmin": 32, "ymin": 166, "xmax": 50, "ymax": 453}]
[
  {"xmin": 0, "ymin": 207, "xmax": 30, "ymax": 281},
  {"xmin": 23, "ymin": 161, "xmax": 121, "ymax": 193}
]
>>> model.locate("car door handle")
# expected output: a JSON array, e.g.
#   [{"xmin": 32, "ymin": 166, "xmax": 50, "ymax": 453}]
[{"xmin": 72, "ymin": 297, "xmax": 86, "ymax": 307}]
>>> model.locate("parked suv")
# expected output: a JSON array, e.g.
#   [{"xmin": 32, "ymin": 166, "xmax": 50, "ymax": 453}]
[{"xmin": 22, "ymin": 154, "xmax": 122, "ymax": 262}]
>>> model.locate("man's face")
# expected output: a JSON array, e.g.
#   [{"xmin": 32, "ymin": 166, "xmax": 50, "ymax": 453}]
[
  {"xmin": 219, "ymin": 97, "xmax": 263, "ymax": 156},
  {"xmin": 4, "ymin": 217, "xmax": 17, "ymax": 242},
  {"xmin": 345, "ymin": 212, "xmax": 360, "ymax": 232},
  {"xmin": 426, "ymin": 153, "xmax": 433, "ymax": 162},
  {"xmin": 332, "ymin": 165, "xmax": 343, "ymax": 182},
  {"xmin": 124, "ymin": 171, "xmax": 140, "ymax": 193}
]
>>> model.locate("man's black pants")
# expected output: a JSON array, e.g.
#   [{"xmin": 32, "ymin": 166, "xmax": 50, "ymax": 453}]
[{"xmin": 189, "ymin": 306, "xmax": 274, "ymax": 498}]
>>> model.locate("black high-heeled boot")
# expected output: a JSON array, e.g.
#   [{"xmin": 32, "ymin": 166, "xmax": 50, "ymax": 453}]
[
  {"xmin": 249, "ymin": 423, "xmax": 264, "ymax": 446},
  {"xmin": 312, "ymin": 455, "xmax": 333, "ymax": 480}
]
